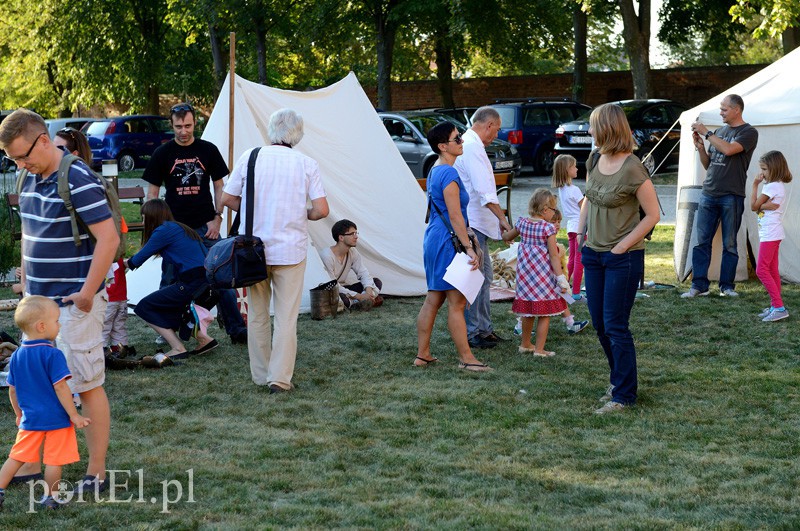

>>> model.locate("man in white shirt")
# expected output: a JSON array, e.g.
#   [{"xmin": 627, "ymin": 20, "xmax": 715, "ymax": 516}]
[
  {"xmin": 319, "ymin": 219, "xmax": 382, "ymax": 310},
  {"xmin": 454, "ymin": 107, "xmax": 511, "ymax": 349}
]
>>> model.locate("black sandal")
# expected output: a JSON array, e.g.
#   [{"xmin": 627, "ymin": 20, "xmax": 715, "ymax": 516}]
[{"xmin": 414, "ymin": 356, "xmax": 438, "ymax": 367}]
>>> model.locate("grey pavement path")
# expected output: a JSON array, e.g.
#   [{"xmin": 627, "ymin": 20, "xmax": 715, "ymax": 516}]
[{"xmin": 3, "ymin": 172, "xmax": 677, "ymax": 224}]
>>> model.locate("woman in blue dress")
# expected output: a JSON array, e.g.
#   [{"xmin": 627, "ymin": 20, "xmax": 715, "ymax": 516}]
[
  {"xmin": 414, "ymin": 122, "xmax": 492, "ymax": 372},
  {"xmin": 127, "ymin": 199, "xmax": 218, "ymax": 359}
]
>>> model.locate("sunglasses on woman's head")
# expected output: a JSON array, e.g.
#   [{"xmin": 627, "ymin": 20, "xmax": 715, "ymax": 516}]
[{"xmin": 446, "ymin": 134, "xmax": 463, "ymax": 145}]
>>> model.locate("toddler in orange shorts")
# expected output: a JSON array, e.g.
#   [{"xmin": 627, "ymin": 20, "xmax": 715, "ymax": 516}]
[{"xmin": 0, "ymin": 296, "xmax": 91, "ymax": 511}]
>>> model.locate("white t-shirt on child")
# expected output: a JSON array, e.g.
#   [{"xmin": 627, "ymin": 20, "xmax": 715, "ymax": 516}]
[
  {"xmin": 558, "ymin": 184, "xmax": 584, "ymax": 233},
  {"xmin": 757, "ymin": 181, "xmax": 785, "ymax": 242}
]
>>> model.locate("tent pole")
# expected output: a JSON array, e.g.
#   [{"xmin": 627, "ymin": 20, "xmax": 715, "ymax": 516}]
[{"xmin": 226, "ymin": 32, "xmax": 236, "ymax": 232}]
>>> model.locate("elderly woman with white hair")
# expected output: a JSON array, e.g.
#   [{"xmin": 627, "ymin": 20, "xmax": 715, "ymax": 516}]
[{"xmin": 221, "ymin": 108, "xmax": 329, "ymax": 394}]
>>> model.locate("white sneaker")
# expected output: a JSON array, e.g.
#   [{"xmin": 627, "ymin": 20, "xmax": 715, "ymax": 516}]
[
  {"xmin": 681, "ymin": 288, "xmax": 709, "ymax": 298},
  {"xmin": 758, "ymin": 307, "xmax": 773, "ymax": 318},
  {"xmin": 599, "ymin": 384, "xmax": 615, "ymax": 403},
  {"xmin": 720, "ymin": 289, "xmax": 739, "ymax": 297},
  {"xmin": 762, "ymin": 309, "xmax": 789, "ymax": 322},
  {"xmin": 594, "ymin": 401, "xmax": 627, "ymax": 415},
  {"xmin": 567, "ymin": 320, "xmax": 589, "ymax": 335}
]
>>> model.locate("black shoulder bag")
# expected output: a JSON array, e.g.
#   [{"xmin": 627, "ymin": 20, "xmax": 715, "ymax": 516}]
[
  {"xmin": 204, "ymin": 148, "xmax": 269, "ymax": 288},
  {"xmin": 428, "ymin": 192, "xmax": 477, "ymax": 253}
]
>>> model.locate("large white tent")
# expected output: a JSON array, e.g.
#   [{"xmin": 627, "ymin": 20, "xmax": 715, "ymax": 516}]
[
  {"xmin": 674, "ymin": 47, "xmax": 800, "ymax": 283},
  {"xmin": 128, "ymin": 72, "xmax": 428, "ymax": 312}
]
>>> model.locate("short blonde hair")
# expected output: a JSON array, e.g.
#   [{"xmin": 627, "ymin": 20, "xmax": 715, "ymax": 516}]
[
  {"xmin": 551, "ymin": 208, "xmax": 563, "ymax": 223},
  {"xmin": 0, "ymin": 108, "xmax": 48, "ymax": 150},
  {"xmin": 14, "ymin": 295, "xmax": 58, "ymax": 335},
  {"xmin": 552, "ymin": 154, "xmax": 576, "ymax": 188},
  {"xmin": 528, "ymin": 188, "xmax": 557, "ymax": 217},
  {"xmin": 590, "ymin": 103, "xmax": 634, "ymax": 155}
]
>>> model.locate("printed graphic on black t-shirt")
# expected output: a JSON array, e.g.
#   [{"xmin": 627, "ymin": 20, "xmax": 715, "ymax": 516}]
[
  {"xmin": 143, "ymin": 139, "xmax": 228, "ymax": 229},
  {"xmin": 172, "ymin": 157, "xmax": 208, "ymax": 195}
]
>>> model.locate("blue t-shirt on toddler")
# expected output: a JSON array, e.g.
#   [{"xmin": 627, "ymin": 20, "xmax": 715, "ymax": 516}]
[{"xmin": 7, "ymin": 340, "xmax": 72, "ymax": 431}]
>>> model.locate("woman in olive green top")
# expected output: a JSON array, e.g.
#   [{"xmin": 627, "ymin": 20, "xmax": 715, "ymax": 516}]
[{"xmin": 578, "ymin": 104, "xmax": 660, "ymax": 415}]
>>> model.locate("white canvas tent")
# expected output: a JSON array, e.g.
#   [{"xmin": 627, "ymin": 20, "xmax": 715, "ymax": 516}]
[
  {"xmin": 128, "ymin": 72, "xmax": 428, "ymax": 312},
  {"xmin": 674, "ymin": 48, "xmax": 800, "ymax": 283}
]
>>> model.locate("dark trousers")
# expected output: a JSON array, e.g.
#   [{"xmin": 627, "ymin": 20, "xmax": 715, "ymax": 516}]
[
  {"xmin": 581, "ymin": 247, "xmax": 644, "ymax": 405},
  {"xmin": 343, "ymin": 278, "xmax": 383, "ymax": 294}
]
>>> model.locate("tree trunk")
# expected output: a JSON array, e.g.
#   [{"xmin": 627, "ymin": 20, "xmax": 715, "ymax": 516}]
[
  {"xmin": 255, "ymin": 26, "xmax": 268, "ymax": 85},
  {"xmin": 783, "ymin": 26, "xmax": 800, "ymax": 53},
  {"xmin": 209, "ymin": 22, "xmax": 226, "ymax": 92},
  {"xmin": 572, "ymin": 3, "xmax": 587, "ymax": 103},
  {"xmin": 374, "ymin": 2, "xmax": 398, "ymax": 110},
  {"xmin": 434, "ymin": 36, "xmax": 454, "ymax": 108},
  {"xmin": 617, "ymin": 0, "xmax": 652, "ymax": 99},
  {"xmin": 147, "ymin": 85, "xmax": 160, "ymax": 115}
]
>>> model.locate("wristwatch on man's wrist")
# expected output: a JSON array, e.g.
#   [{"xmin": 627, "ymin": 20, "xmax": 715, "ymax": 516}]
[{"xmin": 704, "ymin": 131, "xmax": 714, "ymax": 140}]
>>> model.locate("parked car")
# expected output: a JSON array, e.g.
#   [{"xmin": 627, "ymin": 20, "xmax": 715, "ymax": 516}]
[
  {"xmin": 489, "ymin": 98, "xmax": 591, "ymax": 175},
  {"xmin": 45, "ymin": 117, "xmax": 99, "ymax": 139},
  {"xmin": 553, "ymin": 99, "xmax": 688, "ymax": 176},
  {"xmin": 433, "ymin": 107, "xmax": 479, "ymax": 127},
  {"xmin": 378, "ymin": 110, "xmax": 521, "ymax": 180},
  {"xmin": 83, "ymin": 115, "xmax": 174, "ymax": 172}
]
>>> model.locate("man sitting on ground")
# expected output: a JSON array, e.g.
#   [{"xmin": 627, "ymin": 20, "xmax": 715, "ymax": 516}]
[{"xmin": 319, "ymin": 220, "xmax": 383, "ymax": 310}]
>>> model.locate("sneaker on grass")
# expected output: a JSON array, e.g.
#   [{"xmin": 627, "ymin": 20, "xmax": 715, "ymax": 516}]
[
  {"xmin": 719, "ymin": 289, "xmax": 739, "ymax": 297},
  {"xmin": 594, "ymin": 401, "xmax": 627, "ymax": 415},
  {"xmin": 567, "ymin": 320, "xmax": 589, "ymax": 335},
  {"xmin": 762, "ymin": 309, "xmax": 789, "ymax": 322},
  {"xmin": 681, "ymin": 288, "xmax": 709, "ymax": 299},
  {"xmin": 39, "ymin": 495, "xmax": 62, "ymax": 509},
  {"xmin": 758, "ymin": 307, "xmax": 773, "ymax": 318},
  {"xmin": 599, "ymin": 384, "xmax": 615, "ymax": 403},
  {"xmin": 73, "ymin": 475, "xmax": 109, "ymax": 497}
]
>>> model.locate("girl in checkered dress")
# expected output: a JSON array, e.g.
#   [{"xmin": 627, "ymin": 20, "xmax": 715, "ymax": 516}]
[{"xmin": 502, "ymin": 188, "xmax": 570, "ymax": 357}]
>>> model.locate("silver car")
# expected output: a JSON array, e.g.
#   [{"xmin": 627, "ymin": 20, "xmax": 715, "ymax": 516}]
[{"xmin": 379, "ymin": 111, "xmax": 521, "ymax": 179}]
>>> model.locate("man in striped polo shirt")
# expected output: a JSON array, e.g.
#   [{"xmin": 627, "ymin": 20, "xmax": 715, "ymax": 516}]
[{"xmin": 0, "ymin": 109, "xmax": 118, "ymax": 496}]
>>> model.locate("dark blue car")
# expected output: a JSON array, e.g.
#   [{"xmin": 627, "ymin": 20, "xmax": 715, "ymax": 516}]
[
  {"xmin": 83, "ymin": 115, "xmax": 174, "ymax": 172},
  {"xmin": 490, "ymin": 99, "xmax": 591, "ymax": 175}
]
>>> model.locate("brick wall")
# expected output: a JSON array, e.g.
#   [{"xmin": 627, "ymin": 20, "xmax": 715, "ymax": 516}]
[{"xmin": 363, "ymin": 64, "xmax": 765, "ymax": 110}]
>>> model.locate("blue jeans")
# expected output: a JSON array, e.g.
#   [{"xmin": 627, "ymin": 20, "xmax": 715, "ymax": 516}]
[
  {"xmin": 160, "ymin": 224, "xmax": 247, "ymax": 337},
  {"xmin": 581, "ymin": 247, "xmax": 643, "ymax": 405},
  {"xmin": 691, "ymin": 193, "xmax": 744, "ymax": 293},
  {"xmin": 465, "ymin": 230, "xmax": 493, "ymax": 340}
]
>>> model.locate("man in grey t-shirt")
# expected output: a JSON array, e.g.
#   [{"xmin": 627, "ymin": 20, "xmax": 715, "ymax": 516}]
[{"xmin": 682, "ymin": 94, "xmax": 758, "ymax": 298}]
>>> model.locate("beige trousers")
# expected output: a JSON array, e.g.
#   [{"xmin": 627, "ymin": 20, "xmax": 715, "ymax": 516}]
[{"xmin": 246, "ymin": 260, "xmax": 306, "ymax": 389}]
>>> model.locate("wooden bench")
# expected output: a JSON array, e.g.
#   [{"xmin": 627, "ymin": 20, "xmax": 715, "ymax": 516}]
[
  {"xmin": 416, "ymin": 171, "xmax": 514, "ymax": 225},
  {"xmin": 3, "ymin": 185, "xmax": 146, "ymax": 241},
  {"xmin": 117, "ymin": 186, "xmax": 145, "ymax": 233}
]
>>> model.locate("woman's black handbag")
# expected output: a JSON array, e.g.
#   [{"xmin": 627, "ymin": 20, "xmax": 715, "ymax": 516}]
[{"xmin": 205, "ymin": 148, "xmax": 268, "ymax": 289}]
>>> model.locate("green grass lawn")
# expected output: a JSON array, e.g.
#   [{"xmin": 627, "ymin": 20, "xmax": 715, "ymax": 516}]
[{"xmin": 0, "ymin": 225, "xmax": 798, "ymax": 527}]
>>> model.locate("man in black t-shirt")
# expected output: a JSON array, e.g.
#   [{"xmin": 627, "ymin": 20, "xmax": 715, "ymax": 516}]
[
  {"xmin": 682, "ymin": 94, "xmax": 758, "ymax": 299},
  {"xmin": 143, "ymin": 103, "xmax": 247, "ymax": 343}
]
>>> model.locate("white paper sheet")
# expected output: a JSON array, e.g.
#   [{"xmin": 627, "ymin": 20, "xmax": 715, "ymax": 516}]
[
  {"xmin": 559, "ymin": 289, "xmax": 574, "ymax": 305},
  {"xmin": 443, "ymin": 252, "xmax": 485, "ymax": 304}
]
